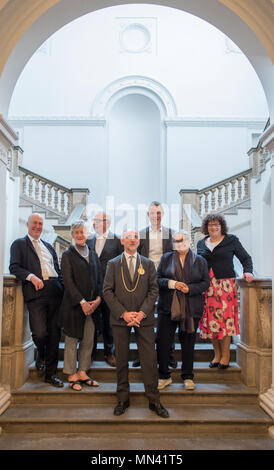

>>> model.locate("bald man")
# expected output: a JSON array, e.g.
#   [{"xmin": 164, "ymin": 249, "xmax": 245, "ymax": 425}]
[
  {"xmin": 103, "ymin": 229, "xmax": 169, "ymax": 418},
  {"xmin": 9, "ymin": 213, "xmax": 64, "ymax": 387}
]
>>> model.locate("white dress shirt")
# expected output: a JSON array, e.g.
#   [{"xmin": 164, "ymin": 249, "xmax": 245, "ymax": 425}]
[
  {"xmin": 27, "ymin": 235, "xmax": 57, "ymax": 281},
  {"xmin": 123, "ymin": 251, "xmax": 138, "ymax": 272},
  {"xmin": 95, "ymin": 230, "xmax": 109, "ymax": 257},
  {"xmin": 148, "ymin": 227, "xmax": 163, "ymax": 270}
]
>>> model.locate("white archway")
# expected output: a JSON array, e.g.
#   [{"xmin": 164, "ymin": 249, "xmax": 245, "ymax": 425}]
[{"xmin": 0, "ymin": 0, "xmax": 273, "ymax": 120}]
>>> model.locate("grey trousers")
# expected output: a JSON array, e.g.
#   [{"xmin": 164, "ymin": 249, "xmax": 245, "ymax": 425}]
[{"xmin": 63, "ymin": 315, "xmax": 95, "ymax": 375}]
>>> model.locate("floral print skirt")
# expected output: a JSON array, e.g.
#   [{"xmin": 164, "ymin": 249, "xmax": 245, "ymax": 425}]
[{"xmin": 199, "ymin": 268, "xmax": 239, "ymax": 340}]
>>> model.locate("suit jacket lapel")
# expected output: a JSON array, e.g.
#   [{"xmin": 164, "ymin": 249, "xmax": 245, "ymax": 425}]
[{"xmin": 25, "ymin": 235, "xmax": 40, "ymax": 260}]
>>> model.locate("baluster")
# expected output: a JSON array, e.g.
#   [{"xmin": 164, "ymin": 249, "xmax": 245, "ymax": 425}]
[
  {"xmin": 237, "ymin": 176, "xmax": 243, "ymax": 201},
  {"xmin": 204, "ymin": 191, "xmax": 209, "ymax": 214},
  {"xmin": 47, "ymin": 184, "xmax": 52, "ymax": 208},
  {"xmin": 28, "ymin": 176, "xmax": 34, "ymax": 199},
  {"xmin": 244, "ymin": 173, "xmax": 250, "ymax": 198},
  {"xmin": 198, "ymin": 194, "xmax": 203, "ymax": 216},
  {"xmin": 21, "ymin": 172, "xmax": 27, "ymax": 196},
  {"xmin": 230, "ymin": 179, "xmax": 236, "ymax": 204},
  {"xmin": 217, "ymin": 185, "xmax": 223, "ymax": 210},
  {"xmin": 60, "ymin": 190, "xmax": 66, "ymax": 214},
  {"xmin": 224, "ymin": 182, "xmax": 229, "ymax": 208},
  {"xmin": 34, "ymin": 177, "xmax": 40, "ymax": 203},
  {"xmin": 41, "ymin": 181, "xmax": 46, "ymax": 205},
  {"xmin": 210, "ymin": 188, "xmax": 216, "ymax": 212},
  {"xmin": 54, "ymin": 186, "xmax": 59, "ymax": 211}
]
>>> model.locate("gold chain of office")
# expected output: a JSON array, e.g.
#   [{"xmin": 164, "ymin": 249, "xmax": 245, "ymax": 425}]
[{"xmin": 120, "ymin": 253, "xmax": 145, "ymax": 293}]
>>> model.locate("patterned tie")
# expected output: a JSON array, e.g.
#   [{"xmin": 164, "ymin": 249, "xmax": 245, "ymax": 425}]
[
  {"xmin": 32, "ymin": 240, "xmax": 49, "ymax": 280},
  {"xmin": 128, "ymin": 256, "xmax": 135, "ymax": 281}
]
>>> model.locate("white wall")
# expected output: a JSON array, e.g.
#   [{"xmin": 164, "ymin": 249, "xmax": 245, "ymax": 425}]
[{"xmin": 8, "ymin": 4, "xmax": 268, "ymax": 119}]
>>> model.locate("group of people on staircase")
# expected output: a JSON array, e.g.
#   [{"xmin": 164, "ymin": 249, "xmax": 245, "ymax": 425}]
[{"xmin": 9, "ymin": 201, "xmax": 254, "ymax": 419}]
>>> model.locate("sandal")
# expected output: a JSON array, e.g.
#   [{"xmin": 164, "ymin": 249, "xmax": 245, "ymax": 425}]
[
  {"xmin": 79, "ymin": 378, "xmax": 99, "ymax": 387},
  {"xmin": 69, "ymin": 380, "xmax": 82, "ymax": 391}
]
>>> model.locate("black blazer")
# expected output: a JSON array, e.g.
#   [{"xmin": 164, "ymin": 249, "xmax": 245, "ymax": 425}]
[
  {"xmin": 86, "ymin": 232, "xmax": 123, "ymax": 279},
  {"xmin": 157, "ymin": 251, "xmax": 210, "ymax": 319},
  {"xmin": 9, "ymin": 235, "xmax": 63, "ymax": 302},
  {"xmin": 138, "ymin": 226, "xmax": 174, "ymax": 258},
  {"xmin": 59, "ymin": 245, "xmax": 102, "ymax": 339},
  {"xmin": 197, "ymin": 234, "xmax": 253, "ymax": 279}
]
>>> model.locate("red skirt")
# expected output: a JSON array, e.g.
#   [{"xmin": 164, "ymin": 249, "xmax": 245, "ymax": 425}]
[{"xmin": 199, "ymin": 268, "xmax": 239, "ymax": 340}]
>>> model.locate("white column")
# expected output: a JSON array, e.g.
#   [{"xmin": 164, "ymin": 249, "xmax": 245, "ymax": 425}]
[
  {"xmin": 0, "ymin": 116, "xmax": 18, "ymax": 418},
  {"xmin": 259, "ymin": 125, "xmax": 274, "ymax": 437}
]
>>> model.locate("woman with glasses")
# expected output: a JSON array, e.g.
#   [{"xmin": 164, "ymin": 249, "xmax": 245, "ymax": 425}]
[
  {"xmin": 197, "ymin": 214, "xmax": 254, "ymax": 369},
  {"xmin": 156, "ymin": 231, "xmax": 210, "ymax": 391}
]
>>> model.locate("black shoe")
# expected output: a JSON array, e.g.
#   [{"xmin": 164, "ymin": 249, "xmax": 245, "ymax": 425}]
[
  {"xmin": 218, "ymin": 363, "xmax": 229, "ymax": 370},
  {"xmin": 209, "ymin": 361, "xmax": 220, "ymax": 368},
  {"xmin": 35, "ymin": 355, "xmax": 45, "ymax": 375},
  {"xmin": 114, "ymin": 401, "xmax": 130, "ymax": 416},
  {"xmin": 132, "ymin": 359, "xmax": 141, "ymax": 367},
  {"xmin": 149, "ymin": 402, "xmax": 169, "ymax": 418},
  {"xmin": 45, "ymin": 375, "xmax": 64, "ymax": 387},
  {"xmin": 169, "ymin": 357, "xmax": 177, "ymax": 369}
]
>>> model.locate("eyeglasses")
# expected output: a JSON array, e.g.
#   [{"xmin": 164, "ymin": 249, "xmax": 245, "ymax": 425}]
[
  {"xmin": 93, "ymin": 219, "xmax": 107, "ymax": 223},
  {"xmin": 208, "ymin": 223, "xmax": 221, "ymax": 227},
  {"xmin": 173, "ymin": 239, "xmax": 190, "ymax": 244}
]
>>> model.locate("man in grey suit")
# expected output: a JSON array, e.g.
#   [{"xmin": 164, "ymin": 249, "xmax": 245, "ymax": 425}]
[
  {"xmin": 103, "ymin": 229, "xmax": 169, "ymax": 418},
  {"xmin": 87, "ymin": 212, "xmax": 123, "ymax": 367}
]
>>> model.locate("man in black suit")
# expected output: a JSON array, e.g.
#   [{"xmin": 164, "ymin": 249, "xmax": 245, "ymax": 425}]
[
  {"xmin": 103, "ymin": 228, "xmax": 169, "ymax": 418},
  {"xmin": 9, "ymin": 213, "xmax": 64, "ymax": 387},
  {"xmin": 134, "ymin": 201, "xmax": 176, "ymax": 368},
  {"xmin": 87, "ymin": 211, "xmax": 123, "ymax": 367}
]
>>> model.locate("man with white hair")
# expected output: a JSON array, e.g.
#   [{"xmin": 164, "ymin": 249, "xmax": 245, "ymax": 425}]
[
  {"xmin": 87, "ymin": 211, "xmax": 123, "ymax": 366},
  {"xmin": 103, "ymin": 228, "xmax": 169, "ymax": 418},
  {"xmin": 9, "ymin": 213, "xmax": 64, "ymax": 387}
]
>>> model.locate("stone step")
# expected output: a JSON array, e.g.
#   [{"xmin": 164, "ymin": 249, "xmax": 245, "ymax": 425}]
[
  {"xmin": 0, "ymin": 403, "xmax": 271, "ymax": 435},
  {"xmin": 28, "ymin": 360, "xmax": 242, "ymax": 383},
  {"xmin": 51, "ymin": 342, "xmax": 237, "ymax": 362},
  {"xmin": 11, "ymin": 380, "xmax": 259, "ymax": 406}
]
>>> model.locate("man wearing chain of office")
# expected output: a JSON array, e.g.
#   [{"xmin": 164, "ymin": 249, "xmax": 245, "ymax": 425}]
[{"xmin": 103, "ymin": 228, "xmax": 169, "ymax": 418}]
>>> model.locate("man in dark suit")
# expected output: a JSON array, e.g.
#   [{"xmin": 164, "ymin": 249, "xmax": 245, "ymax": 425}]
[
  {"xmin": 103, "ymin": 228, "xmax": 169, "ymax": 418},
  {"xmin": 9, "ymin": 213, "xmax": 64, "ymax": 387},
  {"xmin": 134, "ymin": 201, "xmax": 176, "ymax": 368},
  {"xmin": 86, "ymin": 211, "xmax": 123, "ymax": 367}
]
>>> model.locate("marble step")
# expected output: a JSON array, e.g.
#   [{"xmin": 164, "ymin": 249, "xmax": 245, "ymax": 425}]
[
  {"xmin": 11, "ymin": 380, "xmax": 259, "ymax": 406},
  {"xmin": 28, "ymin": 360, "xmax": 242, "ymax": 383},
  {"xmin": 0, "ymin": 403, "xmax": 271, "ymax": 435}
]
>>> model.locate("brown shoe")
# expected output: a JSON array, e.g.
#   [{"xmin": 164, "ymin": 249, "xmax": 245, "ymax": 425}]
[{"xmin": 105, "ymin": 354, "xmax": 116, "ymax": 367}]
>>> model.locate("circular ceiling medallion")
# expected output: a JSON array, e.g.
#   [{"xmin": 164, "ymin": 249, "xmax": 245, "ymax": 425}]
[{"xmin": 120, "ymin": 23, "xmax": 151, "ymax": 53}]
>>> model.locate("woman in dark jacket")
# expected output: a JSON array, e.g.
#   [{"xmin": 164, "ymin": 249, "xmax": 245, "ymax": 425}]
[
  {"xmin": 60, "ymin": 220, "xmax": 102, "ymax": 391},
  {"xmin": 197, "ymin": 213, "xmax": 254, "ymax": 369},
  {"xmin": 156, "ymin": 230, "xmax": 210, "ymax": 391}
]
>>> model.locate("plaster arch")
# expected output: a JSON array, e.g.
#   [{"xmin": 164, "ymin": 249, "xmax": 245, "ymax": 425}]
[
  {"xmin": 91, "ymin": 76, "xmax": 177, "ymax": 119},
  {"xmin": 0, "ymin": 1, "xmax": 273, "ymax": 120}
]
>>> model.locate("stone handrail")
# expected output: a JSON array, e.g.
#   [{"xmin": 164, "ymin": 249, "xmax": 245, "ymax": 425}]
[
  {"xmin": 19, "ymin": 166, "xmax": 89, "ymax": 220},
  {"xmin": 180, "ymin": 168, "xmax": 252, "ymax": 218}
]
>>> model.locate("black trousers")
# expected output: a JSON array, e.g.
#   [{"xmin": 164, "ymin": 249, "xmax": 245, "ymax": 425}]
[
  {"xmin": 156, "ymin": 314, "xmax": 199, "ymax": 380},
  {"xmin": 26, "ymin": 279, "xmax": 62, "ymax": 376},
  {"xmin": 112, "ymin": 324, "xmax": 160, "ymax": 405},
  {"xmin": 93, "ymin": 298, "xmax": 114, "ymax": 358}
]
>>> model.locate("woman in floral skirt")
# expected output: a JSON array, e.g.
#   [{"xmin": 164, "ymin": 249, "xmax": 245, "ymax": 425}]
[{"xmin": 197, "ymin": 214, "xmax": 254, "ymax": 369}]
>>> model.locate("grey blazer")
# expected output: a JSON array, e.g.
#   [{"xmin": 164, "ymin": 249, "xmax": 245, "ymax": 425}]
[{"xmin": 103, "ymin": 253, "xmax": 158, "ymax": 327}]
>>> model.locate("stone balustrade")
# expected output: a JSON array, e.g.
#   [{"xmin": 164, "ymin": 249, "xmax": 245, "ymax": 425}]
[
  {"xmin": 237, "ymin": 278, "xmax": 272, "ymax": 393},
  {"xmin": 180, "ymin": 168, "xmax": 252, "ymax": 220},
  {"xmin": 1, "ymin": 276, "xmax": 34, "ymax": 392},
  {"xmin": 19, "ymin": 166, "xmax": 73, "ymax": 217}
]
